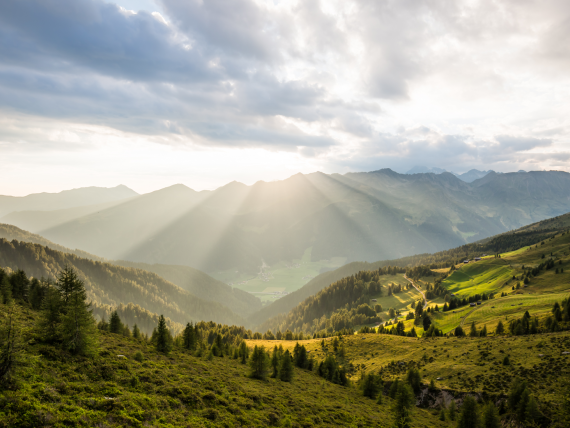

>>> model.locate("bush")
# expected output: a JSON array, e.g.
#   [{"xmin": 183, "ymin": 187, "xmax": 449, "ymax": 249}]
[{"xmin": 133, "ymin": 351, "xmax": 143, "ymax": 362}]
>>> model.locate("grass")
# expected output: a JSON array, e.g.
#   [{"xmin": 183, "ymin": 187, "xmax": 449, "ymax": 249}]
[
  {"xmin": 249, "ymin": 330, "xmax": 570, "ymax": 422},
  {"xmin": 212, "ymin": 247, "xmax": 347, "ymax": 302},
  {"xmin": 0, "ymin": 304, "xmax": 444, "ymax": 428},
  {"xmin": 426, "ymin": 231, "xmax": 570, "ymax": 334}
]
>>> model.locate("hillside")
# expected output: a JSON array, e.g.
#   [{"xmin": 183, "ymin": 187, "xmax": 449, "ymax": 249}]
[
  {"xmin": 0, "ymin": 185, "xmax": 137, "ymax": 217},
  {"xmin": 0, "ymin": 303, "xmax": 443, "ymax": 428},
  {"xmin": 114, "ymin": 260, "xmax": 262, "ymax": 318},
  {"xmin": 250, "ymin": 212, "xmax": 570, "ymax": 330},
  {"xmin": 255, "ymin": 212, "xmax": 570, "ymax": 333},
  {"xmin": 5, "ymin": 170, "xmax": 570, "ymax": 282},
  {"xmin": 0, "ymin": 238, "xmax": 245, "ymax": 330}
]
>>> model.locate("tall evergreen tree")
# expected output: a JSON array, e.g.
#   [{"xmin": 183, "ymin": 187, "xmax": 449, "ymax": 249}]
[
  {"xmin": 10, "ymin": 270, "xmax": 29, "ymax": 302},
  {"xmin": 39, "ymin": 285, "xmax": 62, "ymax": 343},
  {"xmin": 183, "ymin": 322, "xmax": 195, "ymax": 350},
  {"xmin": 406, "ymin": 367, "xmax": 422, "ymax": 394},
  {"xmin": 109, "ymin": 311, "xmax": 122, "ymax": 334},
  {"xmin": 482, "ymin": 403, "xmax": 500, "ymax": 428},
  {"xmin": 469, "ymin": 321, "xmax": 478, "ymax": 337},
  {"xmin": 457, "ymin": 395, "xmax": 480, "ymax": 428},
  {"xmin": 448, "ymin": 400, "xmax": 457, "ymax": 421},
  {"xmin": 362, "ymin": 373, "xmax": 381, "ymax": 399},
  {"xmin": 0, "ymin": 304, "xmax": 25, "ymax": 385},
  {"xmin": 279, "ymin": 350, "xmax": 294, "ymax": 382},
  {"xmin": 0, "ymin": 270, "xmax": 12, "ymax": 305},
  {"xmin": 249, "ymin": 345, "xmax": 269, "ymax": 380},
  {"xmin": 155, "ymin": 315, "xmax": 173, "ymax": 354},
  {"xmin": 271, "ymin": 346, "xmax": 280, "ymax": 378},
  {"xmin": 59, "ymin": 271, "xmax": 98, "ymax": 356},
  {"xmin": 132, "ymin": 324, "xmax": 141, "ymax": 340},
  {"xmin": 55, "ymin": 266, "xmax": 81, "ymax": 306},
  {"xmin": 392, "ymin": 383, "xmax": 414, "ymax": 428},
  {"xmin": 239, "ymin": 341, "xmax": 249, "ymax": 363}
]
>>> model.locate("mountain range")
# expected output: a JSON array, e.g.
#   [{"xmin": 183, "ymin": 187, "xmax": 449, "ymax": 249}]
[{"xmin": 2, "ymin": 170, "xmax": 570, "ymax": 278}]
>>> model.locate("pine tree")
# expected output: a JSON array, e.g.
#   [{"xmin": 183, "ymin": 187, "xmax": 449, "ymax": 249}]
[
  {"xmin": 406, "ymin": 367, "xmax": 422, "ymax": 394},
  {"xmin": 10, "ymin": 270, "xmax": 30, "ymax": 302},
  {"xmin": 0, "ymin": 270, "xmax": 12, "ymax": 305},
  {"xmin": 28, "ymin": 278, "xmax": 46, "ymax": 310},
  {"xmin": 249, "ymin": 345, "xmax": 269, "ymax": 380},
  {"xmin": 271, "ymin": 346, "xmax": 280, "ymax": 378},
  {"xmin": 39, "ymin": 285, "xmax": 62, "ymax": 343},
  {"xmin": 55, "ymin": 266, "xmax": 81, "ymax": 306},
  {"xmin": 439, "ymin": 408, "xmax": 446, "ymax": 421},
  {"xmin": 183, "ymin": 322, "xmax": 195, "ymax": 350},
  {"xmin": 109, "ymin": 311, "xmax": 122, "ymax": 334},
  {"xmin": 469, "ymin": 321, "xmax": 478, "ymax": 337},
  {"xmin": 132, "ymin": 324, "xmax": 141, "ymax": 340},
  {"xmin": 362, "ymin": 373, "xmax": 381, "ymax": 398},
  {"xmin": 59, "ymin": 272, "xmax": 98, "ymax": 356},
  {"xmin": 496, "ymin": 320, "xmax": 505, "ymax": 335},
  {"xmin": 239, "ymin": 341, "xmax": 249, "ymax": 363},
  {"xmin": 155, "ymin": 315, "xmax": 173, "ymax": 354},
  {"xmin": 279, "ymin": 350, "xmax": 294, "ymax": 382},
  {"xmin": 392, "ymin": 383, "xmax": 414, "ymax": 428},
  {"xmin": 482, "ymin": 403, "xmax": 500, "ymax": 428},
  {"xmin": 448, "ymin": 400, "xmax": 457, "ymax": 421},
  {"xmin": 457, "ymin": 395, "xmax": 479, "ymax": 428},
  {"xmin": 0, "ymin": 304, "xmax": 25, "ymax": 385}
]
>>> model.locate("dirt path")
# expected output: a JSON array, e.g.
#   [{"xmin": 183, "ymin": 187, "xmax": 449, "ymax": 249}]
[{"xmin": 404, "ymin": 275, "xmax": 427, "ymax": 309}]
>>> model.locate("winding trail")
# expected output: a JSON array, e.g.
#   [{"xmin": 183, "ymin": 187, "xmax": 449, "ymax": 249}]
[{"xmin": 404, "ymin": 274, "xmax": 427, "ymax": 309}]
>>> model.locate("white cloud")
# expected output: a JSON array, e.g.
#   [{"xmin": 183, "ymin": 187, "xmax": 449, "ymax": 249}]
[{"xmin": 0, "ymin": 0, "xmax": 570, "ymax": 193}]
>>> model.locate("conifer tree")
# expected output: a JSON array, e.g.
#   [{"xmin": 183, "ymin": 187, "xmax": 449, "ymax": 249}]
[
  {"xmin": 457, "ymin": 395, "xmax": 479, "ymax": 428},
  {"xmin": 482, "ymin": 403, "xmax": 500, "ymax": 428},
  {"xmin": 279, "ymin": 350, "xmax": 294, "ymax": 382},
  {"xmin": 183, "ymin": 322, "xmax": 195, "ymax": 350},
  {"xmin": 496, "ymin": 320, "xmax": 505, "ymax": 335},
  {"xmin": 10, "ymin": 270, "xmax": 29, "ymax": 302},
  {"xmin": 155, "ymin": 315, "xmax": 172, "ymax": 354},
  {"xmin": 132, "ymin": 324, "xmax": 140, "ymax": 340},
  {"xmin": 448, "ymin": 400, "xmax": 457, "ymax": 421},
  {"xmin": 0, "ymin": 304, "xmax": 25, "ymax": 385},
  {"xmin": 362, "ymin": 373, "xmax": 381, "ymax": 399},
  {"xmin": 469, "ymin": 321, "xmax": 478, "ymax": 337},
  {"xmin": 406, "ymin": 367, "xmax": 422, "ymax": 394},
  {"xmin": 59, "ymin": 272, "xmax": 98, "ymax": 356},
  {"xmin": 249, "ymin": 345, "xmax": 269, "ymax": 380},
  {"xmin": 0, "ymin": 270, "xmax": 12, "ymax": 305},
  {"xmin": 271, "ymin": 346, "xmax": 280, "ymax": 378},
  {"xmin": 238, "ymin": 341, "xmax": 249, "ymax": 363},
  {"xmin": 55, "ymin": 266, "xmax": 81, "ymax": 306},
  {"xmin": 28, "ymin": 278, "xmax": 46, "ymax": 310},
  {"xmin": 109, "ymin": 311, "xmax": 122, "ymax": 334},
  {"xmin": 39, "ymin": 285, "xmax": 62, "ymax": 343},
  {"xmin": 392, "ymin": 383, "xmax": 414, "ymax": 428}
]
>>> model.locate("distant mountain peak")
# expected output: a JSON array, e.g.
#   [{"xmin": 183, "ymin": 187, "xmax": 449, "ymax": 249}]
[{"xmin": 405, "ymin": 166, "xmax": 448, "ymax": 175}]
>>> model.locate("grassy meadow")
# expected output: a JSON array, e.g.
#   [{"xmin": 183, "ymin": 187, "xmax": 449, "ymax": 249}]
[{"xmin": 0, "ymin": 305, "xmax": 444, "ymax": 428}]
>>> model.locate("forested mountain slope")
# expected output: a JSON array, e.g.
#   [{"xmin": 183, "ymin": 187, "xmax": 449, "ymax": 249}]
[
  {"xmin": 5, "ymin": 170, "xmax": 570, "ymax": 276},
  {"xmin": 0, "ymin": 223, "xmax": 261, "ymax": 319},
  {"xmin": 0, "ymin": 223, "xmax": 106, "ymax": 261},
  {"xmin": 252, "ymin": 211, "xmax": 570, "ymax": 330},
  {"xmin": 0, "ymin": 239, "xmax": 245, "ymax": 328},
  {"xmin": 114, "ymin": 260, "xmax": 262, "ymax": 318}
]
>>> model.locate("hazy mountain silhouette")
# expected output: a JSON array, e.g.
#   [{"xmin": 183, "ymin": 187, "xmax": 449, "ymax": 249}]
[{"xmin": 4, "ymin": 170, "xmax": 570, "ymax": 276}]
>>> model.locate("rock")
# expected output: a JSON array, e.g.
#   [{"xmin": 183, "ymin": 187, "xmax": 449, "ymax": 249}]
[{"xmin": 117, "ymin": 355, "xmax": 127, "ymax": 358}]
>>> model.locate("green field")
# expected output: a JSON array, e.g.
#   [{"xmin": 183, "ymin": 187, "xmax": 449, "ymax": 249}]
[
  {"xmin": 248, "ymin": 330, "xmax": 570, "ymax": 414},
  {"xmin": 212, "ymin": 248, "xmax": 347, "ymax": 302}
]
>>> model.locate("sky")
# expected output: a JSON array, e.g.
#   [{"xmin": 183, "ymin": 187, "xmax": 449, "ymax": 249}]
[{"xmin": 1, "ymin": 0, "xmax": 570, "ymax": 196}]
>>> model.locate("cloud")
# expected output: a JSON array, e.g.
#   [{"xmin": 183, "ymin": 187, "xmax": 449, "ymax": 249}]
[{"xmin": 1, "ymin": 0, "xmax": 570, "ymax": 185}]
